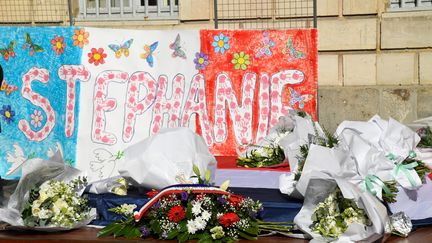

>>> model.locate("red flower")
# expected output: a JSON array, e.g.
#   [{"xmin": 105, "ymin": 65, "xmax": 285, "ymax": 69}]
[
  {"xmin": 218, "ymin": 212, "xmax": 240, "ymax": 227},
  {"xmin": 88, "ymin": 48, "xmax": 107, "ymax": 66},
  {"xmin": 168, "ymin": 206, "xmax": 186, "ymax": 222},
  {"xmin": 51, "ymin": 35, "xmax": 66, "ymax": 55},
  {"xmin": 146, "ymin": 189, "xmax": 159, "ymax": 198},
  {"xmin": 228, "ymin": 195, "xmax": 244, "ymax": 208}
]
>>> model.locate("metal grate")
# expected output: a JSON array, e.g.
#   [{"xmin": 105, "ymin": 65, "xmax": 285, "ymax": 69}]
[
  {"xmin": 390, "ymin": 0, "xmax": 432, "ymax": 10},
  {"xmin": 214, "ymin": 0, "xmax": 317, "ymax": 29},
  {"xmin": 0, "ymin": 0, "xmax": 70, "ymax": 25},
  {"xmin": 77, "ymin": 0, "xmax": 179, "ymax": 21}
]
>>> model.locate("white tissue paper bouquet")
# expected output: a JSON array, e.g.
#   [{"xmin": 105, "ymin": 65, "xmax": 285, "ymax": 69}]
[
  {"xmin": 0, "ymin": 151, "xmax": 95, "ymax": 231},
  {"xmin": 236, "ymin": 110, "xmax": 300, "ymax": 168},
  {"xmin": 118, "ymin": 127, "xmax": 216, "ymax": 190},
  {"xmin": 336, "ymin": 115, "xmax": 432, "ymax": 220},
  {"xmin": 294, "ymin": 171, "xmax": 388, "ymax": 243},
  {"xmin": 279, "ymin": 112, "xmax": 337, "ymax": 198}
]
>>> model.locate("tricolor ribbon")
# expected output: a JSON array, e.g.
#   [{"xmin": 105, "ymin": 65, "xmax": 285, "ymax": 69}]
[{"xmin": 133, "ymin": 184, "xmax": 231, "ymax": 221}]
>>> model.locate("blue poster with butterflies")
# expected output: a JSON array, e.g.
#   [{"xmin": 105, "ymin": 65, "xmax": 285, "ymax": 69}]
[{"xmin": 0, "ymin": 27, "xmax": 317, "ymax": 181}]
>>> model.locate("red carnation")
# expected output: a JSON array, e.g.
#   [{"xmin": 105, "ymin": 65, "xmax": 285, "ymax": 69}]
[
  {"xmin": 146, "ymin": 189, "xmax": 159, "ymax": 198},
  {"xmin": 228, "ymin": 195, "xmax": 244, "ymax": 208},
  {"xmin": 218, "ymin": 212, "xmax": 240, "ymax": 227},
  {"xmin": 168, "ymin": 206, "xmax": 186, "ymax": 222}
]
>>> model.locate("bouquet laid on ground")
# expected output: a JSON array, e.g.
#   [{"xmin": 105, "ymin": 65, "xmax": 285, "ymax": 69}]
[
  {"xmin": 236, "ymin": 110, "xmax": 309, "ymax": 168},
  {"xmin": 294, "ymin": 173, "xmax": 388, "ymax": 243},
  {"xmin": 311, "ymin": 187, "xmax": 370, "ymax": 240},
  {"xmin": 99, "ymin": 166, "xmax": 294, "ymax": 242},
  {"xmin": 21, "ymin": 177, "xmax": 90, "ymax": 228},
  {"xmin": 0, "ymin": 151, "xmax": 95, "ymax": 230}
]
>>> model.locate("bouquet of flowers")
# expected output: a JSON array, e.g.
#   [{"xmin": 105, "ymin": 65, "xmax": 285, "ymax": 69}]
[
  {"xmin": 21, "ymin": 177, "xmax": 91, "ymax": 228},
  {"xmin": 99, "ymin": 166, "xmax": 294, "ymax": 242},
  {"xmin": 294, "ymin": 173, "xmax": 388, "ymax": 243},
  {"xmin": 236, "ymin": 110, "xmax": 307, "ymax": 168},
  {"xmin": 310, "ymin": 187, "xmax": 370, "ymax": 240},
  {"xmin": 0, "ymin": 151, "xmax": 95, "ymax": 231}
]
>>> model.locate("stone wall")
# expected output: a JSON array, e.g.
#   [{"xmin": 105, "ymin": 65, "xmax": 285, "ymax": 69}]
[{"xmin": 74, "ymin": 0, "xmax": 432, "ymax": 131}]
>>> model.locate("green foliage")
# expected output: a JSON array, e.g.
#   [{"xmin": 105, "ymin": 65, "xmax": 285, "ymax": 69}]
[
  {"xmin": 382, "ymin": 180, "xmax": 399, "ymax": 204},
  {"xmin": 418, "ymin": 126, "xmax": 432, "ymax": 148},
  {"xmin": 403, "ymin": 158, "xmax": 431, "ymax": 182}
]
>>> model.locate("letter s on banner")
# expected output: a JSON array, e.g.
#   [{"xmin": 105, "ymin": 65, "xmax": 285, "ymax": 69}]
[{"xmin": 18, "ymin": 68, "xmax": 55, "ymax": 141}]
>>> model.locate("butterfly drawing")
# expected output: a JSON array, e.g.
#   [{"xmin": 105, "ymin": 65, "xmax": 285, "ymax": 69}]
[
  {"xmin": 0, "ymin": 41, "xmax": 16, "ymax": 61},
  {"xmin": 255, "ymin": 31, "xmax": 275, "ymax": 58},
  {"xmin": 23, "ymin": 33, "xmax": 44, "ymax": 56},
  {"xmin": 288, "ymin": 87, "xmax": 313, "ymax": 109},
  {"xmin": 282, "ymin": 36, "xmax": 305, "ymax": 62},
  {"xmin": 169, "ymin": 34, "xmax": 186, "ymax": 59},
  {"xmin": 108, "ymin": 39, "xmax": 133, "ymax": 58},
  {"xmin": 140, "ymin": 41, "xmax": 158, "ymax": 67}
]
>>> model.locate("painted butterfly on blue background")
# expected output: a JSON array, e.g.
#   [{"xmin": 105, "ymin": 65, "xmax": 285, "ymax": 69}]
[
  {"xmin": 140, "ymin": 41, "xmax": 158, "ymax": 67},
  {"xmin": 23, "ymin": 33, "xmax": 44, "ymax": 56},
  {"xmin": 255, "ymin": 31, "xmax": 275, "ymax": 58},
  {"xmin": 170, "ymin": 34, "xmax": 186, "ymax": 59},
  {"xmin": 108, "ymin": 39, "xmax": 133, "ymax": 58},
  {"xmin": 0, "ymin": 41, "xmax": 16, "ymax": 61},
  {"xmin": 289, "ymin": 87, "xmax": 313, "ymax": 109},
  {"xmin": 282, "ymin": 36, "xmax": 305, "ymax": 62}
]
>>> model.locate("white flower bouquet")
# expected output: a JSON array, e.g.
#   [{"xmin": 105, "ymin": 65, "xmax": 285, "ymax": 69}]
[
  {"xmin": 0, "ymin": 151, "xmax": 95, "ymax": 231},
  {"xmin": 294, "ymin": 171, "xmax": 388, "ymax": 243},
  {"xmin": 21, "ymin": 177, "xmax": 90, "ymax": 228}
]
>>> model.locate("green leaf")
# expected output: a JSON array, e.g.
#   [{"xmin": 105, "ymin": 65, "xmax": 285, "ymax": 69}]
[
  {"xmin": 239, "ymin": 230, "xmax": 257, "ymax": 240},
  {"xmin": 178, "ymin": 232, "xmax": 189, "ymax": 243},
  {"xmin": 192, "ymin": 163, "xmax": 201, "ymax": 177},
  {"xmin": 166, "ymin": 229, "xmax": 179, "ymax": 240},
  {"xmin": 98, "ymin": 222, "xmax": 123, "ymax": 237},
  {"xmin": 220, "ymin": 180, "xmax": 230, "ymax": 191},
  {"xmin": 204, "ymin": 169, "xmax": 211, "ymax": 183}
]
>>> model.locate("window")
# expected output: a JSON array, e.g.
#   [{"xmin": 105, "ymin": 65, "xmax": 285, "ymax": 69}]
[
  {"xmin": 390, "ymin": 0, "xmax": 432, "ymax": 10},
  {"xmin": 77, "ymin": 0, "xmax": 179, "ymax": 21}
]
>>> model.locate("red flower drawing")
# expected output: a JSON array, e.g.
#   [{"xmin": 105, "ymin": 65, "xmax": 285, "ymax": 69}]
[{"xmin": 88, "ymin": 48, "xmax": 107, "ymax": 66}]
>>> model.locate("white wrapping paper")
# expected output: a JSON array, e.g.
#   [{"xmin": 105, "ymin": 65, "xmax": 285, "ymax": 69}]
[
  {"xmin": 118, "ymin": 127, "xmax": 216, "ymax": 190},
  {"xmin": 0, "ymin": 152, "xmax": 94, "ymax": 229},
  {"xmin": 294, "ymin": 171, "xmax": 388, "ymax": 243}
]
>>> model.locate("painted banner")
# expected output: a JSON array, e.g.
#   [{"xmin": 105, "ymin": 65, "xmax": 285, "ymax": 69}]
[{"xmin": 0, "ymin": 27, "xmax": 317, "ymax": 181}]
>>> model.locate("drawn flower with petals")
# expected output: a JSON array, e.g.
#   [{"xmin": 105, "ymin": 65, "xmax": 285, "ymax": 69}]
[
  {"xmin": 30, "ymin": 110, "xmax": 44, "ymax": 128},
  {"xmin": 193, "ymin": 52, "xmax": 209, "ymax": 70},
  {"xmin": 0, "ymin": 105, "xmax": 15, "ymax": 124},
  {"xmin": 88, "ymin": 48, "xmax": 107, "ymax": 66},
  {"xmin": 231, "ymin": 52, "xmax": 250, "ymax": 70},
  {"xmin": 72, "ymin": 28, "xmax": 89, "ymax": 48},
  {"xmin": 51, "ymin": 35, "xmax": 66, "ymax": 55},
  {"xmin": 212, "ymin": 33, "xmax": 230, "ymax": 54}
]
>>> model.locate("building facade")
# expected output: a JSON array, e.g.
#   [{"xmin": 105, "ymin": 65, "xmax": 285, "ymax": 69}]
[{"xmin": 0, "ymin": 0, "xmax": 431, "ymax": 132}]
